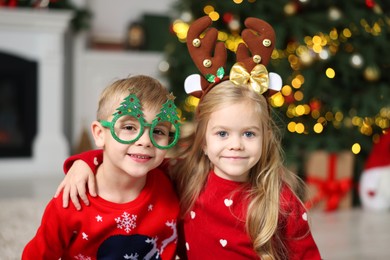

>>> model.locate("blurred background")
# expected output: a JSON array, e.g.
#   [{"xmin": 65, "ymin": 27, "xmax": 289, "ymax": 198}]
[{"xmin": 0, "ymin": 0, "xmax": 389, "ymax": 258}]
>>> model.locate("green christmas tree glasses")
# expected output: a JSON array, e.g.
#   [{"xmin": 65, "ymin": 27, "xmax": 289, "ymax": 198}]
[{"xmin": 100, "ymin": 93, "xmax": 180, "ymax": 150}]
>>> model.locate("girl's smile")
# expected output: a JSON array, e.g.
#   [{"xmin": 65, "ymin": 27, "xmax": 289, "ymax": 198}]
[{"xmin": 203, "ymin": 100, "xmax": 263, "ymax": 182}]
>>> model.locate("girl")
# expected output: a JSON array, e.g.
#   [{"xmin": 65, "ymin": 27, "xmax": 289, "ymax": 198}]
[
  {"xmin": 57, "ymin": 16, "xmax": 321, "ymax": 259},
  {"xmin": 173, "ymin": 80, "xmax": 320, "ymax": 259}
]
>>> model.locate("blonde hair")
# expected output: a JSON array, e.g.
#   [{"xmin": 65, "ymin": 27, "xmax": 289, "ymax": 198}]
[
  {"xmin": 173, "ymin": 81, "xmax": 302, "ymax": 259},
  {"xmin": 97, "ymin": 75, "xmax": 170, "ymax": 120}
]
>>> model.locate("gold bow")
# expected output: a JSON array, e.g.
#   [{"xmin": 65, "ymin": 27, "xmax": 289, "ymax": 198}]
[{"xmin": 229, "ymin": 62, "xmax": 269, "ymax": 94}]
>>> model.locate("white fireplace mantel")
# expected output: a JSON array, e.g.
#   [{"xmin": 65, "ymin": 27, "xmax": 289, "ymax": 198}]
[{"xmin": 0, "ymin": 8, "xmax": 73, "ymax": 178}]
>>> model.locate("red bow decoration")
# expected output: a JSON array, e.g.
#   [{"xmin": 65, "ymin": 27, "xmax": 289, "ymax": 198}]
[{"xmin": 305, "ymin": 153, "xmax": 354, "ymax": 211}]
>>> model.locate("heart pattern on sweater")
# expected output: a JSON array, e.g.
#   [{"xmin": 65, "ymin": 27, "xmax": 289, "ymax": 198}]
[
  {"xmin": 190, "ymin": 211, "xmax": 196, "ymax": 219},
  {"xmin": 219, "ymin": 239, "xmax": 227, "ymax": 247},
  {"xmin": 224, "ymin": 199, "xmax": 233, "ymax": 207}
]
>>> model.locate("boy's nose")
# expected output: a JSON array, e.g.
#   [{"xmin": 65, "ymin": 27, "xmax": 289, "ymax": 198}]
[{"xmin": 134, "ymin": 128, "xmax": 152, "ymax": 147}]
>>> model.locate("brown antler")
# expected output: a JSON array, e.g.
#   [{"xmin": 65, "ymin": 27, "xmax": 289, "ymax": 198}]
[
  {"xmin": 236, "ymin": 17, "xmax": 276, "ymax": 71},
  {"xmin": 186, "ymin": 16, "xmax": 228, "ymax": 98}
]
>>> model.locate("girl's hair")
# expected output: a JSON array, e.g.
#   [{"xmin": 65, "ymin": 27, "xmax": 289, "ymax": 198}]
[
  {"xmin": 173, "ymin": 80, "xmax": 302, "ymax": 259},
  {"xmin": 97, "ymin": 75, "xmax": 169, "ymax": 120}
]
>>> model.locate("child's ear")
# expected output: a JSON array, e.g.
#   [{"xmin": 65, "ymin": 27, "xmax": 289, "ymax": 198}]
[
  {"xmin": 91, "ymin": 121, "xmax": 106, "ymax": 148},
  {"xmin": 203, "ymin": 143, "xmax": 208, "ymax": 156}
]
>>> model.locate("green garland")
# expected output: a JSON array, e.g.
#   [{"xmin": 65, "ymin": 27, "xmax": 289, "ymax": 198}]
[{"xmin": 1, "ymin": 0, "xmax": 92, "ymax": 32}]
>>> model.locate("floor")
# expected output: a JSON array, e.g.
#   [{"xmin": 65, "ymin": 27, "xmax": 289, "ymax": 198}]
[
  {"xmin": 1, "ymin": 178, "xmax": 390, "ymax": 259},
  {"xmin": 310, "ymin": 209, "xmax": 390, "ymax": 259}
]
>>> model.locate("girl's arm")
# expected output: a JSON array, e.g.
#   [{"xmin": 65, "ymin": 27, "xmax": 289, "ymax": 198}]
[
  {"xmin": 54, "ymin": 149, "xmax": 103, "ymax": 210},
  {"xmin": 281, "ymin": 187, "xmax": 322, "ymax": 260}
]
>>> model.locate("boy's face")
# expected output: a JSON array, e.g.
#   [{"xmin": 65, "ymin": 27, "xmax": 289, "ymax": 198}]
[
  {"xmin": 203, "ymin": 100, "xmax": 263, "ymax": 182},
  {"xmin": 101, "ymin": 105, "xmax": 168, "ymax": 179}
]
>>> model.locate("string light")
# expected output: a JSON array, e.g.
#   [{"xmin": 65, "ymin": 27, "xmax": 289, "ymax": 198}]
[
  {"xmin": 325, "ymin": 68, "xmax": 335, "ymax": 78},
  {"xmin": 313, "ymin": 123, "xmax": 324, "ymax": 133},
  {"xmin": 352, "ymin": 143, "xmax": 361, "ymax": 154},
  {"xmin": 203, "ymin": 5, "xmax": 214, "ymax": 15},
  {"xmin": 209, "ymin": 11, "xmax": 220, "ymax": 21}
]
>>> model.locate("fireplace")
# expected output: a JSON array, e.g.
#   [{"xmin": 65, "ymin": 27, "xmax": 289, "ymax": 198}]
[
  {"xmin": 0, "ymin": 8, "xmax": 72, "ymax": 178},
  {"xmin": 0, "ymin": 52, "xmax": 37, "ymax": 158}
]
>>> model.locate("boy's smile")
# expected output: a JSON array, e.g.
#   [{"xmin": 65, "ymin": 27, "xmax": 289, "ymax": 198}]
[{"xmin": 102, "ymin": 106, "xmax": 168, "ymax": 179}]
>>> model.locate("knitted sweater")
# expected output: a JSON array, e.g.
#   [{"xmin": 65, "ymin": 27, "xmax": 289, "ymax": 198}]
[
  {"xmin": 182, "ymin": 171, "xmax": 321, "ymax": 259},
  {"xmin": 22, "ymin": 167, "xmax": 179, "ymax": 260}
]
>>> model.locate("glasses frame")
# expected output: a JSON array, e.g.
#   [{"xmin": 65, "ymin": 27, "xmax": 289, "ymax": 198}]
[{"xmin": 100, "ymin": 109, "xmax": 180, "ymax": 150}]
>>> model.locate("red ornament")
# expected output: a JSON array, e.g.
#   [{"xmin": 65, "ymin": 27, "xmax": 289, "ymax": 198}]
[
  {"xmin": 365, "ymin": 0, "xmax": 375, "ymax": 8},
  {"xmin": 169, "ymin": 23, "xmax": 175, "ymax": 35},
  {"xmin": 223, "ymin": 13, "xmax": 234, "ymax": 24},
  {"xmin": 284, "ymin": 94, "xmax": 295, "ymax": 104},
  {"xmin": 309, "ymin": 99, "xmax": 321, "ymax": 111},
  {"xmin": 8, "ymin": 0, "xmax": 17, "ymax": 7}
]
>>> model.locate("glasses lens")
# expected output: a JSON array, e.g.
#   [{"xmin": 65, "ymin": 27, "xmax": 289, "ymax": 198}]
[
  {"xmin": 151, "ymin": 120, "xmax": 179, "ymax": 148},
  {"xmin": 113, "ymin": 115, "xmax": 142, "ymax": 143}
]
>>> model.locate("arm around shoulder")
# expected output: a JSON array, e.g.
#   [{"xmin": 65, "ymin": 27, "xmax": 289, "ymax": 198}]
[{"xmin": 63, "ymin": 149, "xmax": 103, "ymax": 174}]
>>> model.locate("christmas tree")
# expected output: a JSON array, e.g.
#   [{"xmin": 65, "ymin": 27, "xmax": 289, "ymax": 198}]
[{"xmin": 164, "ymin": 0, "xmax": 390, "ymax": 177}]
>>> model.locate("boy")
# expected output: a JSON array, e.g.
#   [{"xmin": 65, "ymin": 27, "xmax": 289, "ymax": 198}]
[{"xmin": 22, "ymin": 75, "xmax": 181, "ymax": 259}]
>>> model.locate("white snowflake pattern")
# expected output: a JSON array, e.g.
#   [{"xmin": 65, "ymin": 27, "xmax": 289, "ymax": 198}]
[
  {"xmin": 115, "ymin": 212, "xmax": 137, "ymax": 233},
  {"xmin": 74, "ymin": 253, "xmax": 92, "ymax": 260},
  {"xmin": 93, "ymin": 156, "xmax": 99, "ymax": 166},
  {"xmin": 82, "ymin": 232, "xmax": 88, "ymax": 240},
  {"xmin": 124, "ymin": 252, "xmax": 139, "ymax": 259}
]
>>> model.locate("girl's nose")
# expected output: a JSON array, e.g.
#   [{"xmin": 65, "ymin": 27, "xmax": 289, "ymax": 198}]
[{"xmin": 228, "ymin": 135, "xmax": 243, "ymax": 150}]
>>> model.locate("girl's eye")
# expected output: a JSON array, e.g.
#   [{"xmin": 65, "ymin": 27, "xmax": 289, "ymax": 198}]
[
  {"xmin": 217, "ymin": 131, "xmax": 228, "ymax": 138},
  {"xmin": 244, "ymin": 131, "xmax": 255, "ymax": 138}
]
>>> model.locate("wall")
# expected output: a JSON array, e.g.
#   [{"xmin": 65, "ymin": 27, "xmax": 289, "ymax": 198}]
[
  {"xmin": 86, "ymin": 0, "xmax": 176, "ymax": 43},
  {"xmin": 70, "ymin": 0, "xmax": 176, "ymax": 152}
]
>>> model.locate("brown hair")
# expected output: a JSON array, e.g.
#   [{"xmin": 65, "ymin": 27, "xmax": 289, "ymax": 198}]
[{"xmin": 97, "ymin": 75, "xmax": 170, "ymax": 120}]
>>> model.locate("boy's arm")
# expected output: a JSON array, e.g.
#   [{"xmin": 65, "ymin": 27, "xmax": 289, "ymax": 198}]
[{"xmin": 54, "ymin": 149, "xmax": 103, "ymax": 210}]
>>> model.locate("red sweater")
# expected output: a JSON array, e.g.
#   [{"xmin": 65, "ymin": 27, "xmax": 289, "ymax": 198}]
[
  {"xmin": 182, "ymin": 171, "xmax": 321, "ymax": 259},
  {"xmin": 22, "ymin": 168, "xmax": 179, "ymax": 260},
  {"xmin": 62, "ymin": 150, "xmax": 321, "ymax": 259}
]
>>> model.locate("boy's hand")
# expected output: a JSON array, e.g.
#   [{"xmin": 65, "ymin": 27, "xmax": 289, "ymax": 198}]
[{"xmin": 54, "ymin": 160, "xmax": 97, "ymax": 211}]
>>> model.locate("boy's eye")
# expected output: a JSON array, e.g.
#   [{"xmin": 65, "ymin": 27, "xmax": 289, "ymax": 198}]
[
  {"xmin": 123, "ymin": 124, "xmax": 137, "ymax": 132},
  {"xmin": 153, "ymin": 122, "xmax": 171, "ymax": 137},
  {"xmin": 153, "ymin": 128, "xmax": 169, "ymax": 136}
]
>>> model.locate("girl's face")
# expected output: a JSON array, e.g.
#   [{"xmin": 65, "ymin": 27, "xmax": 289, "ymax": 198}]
[{"xmin": 203, "ymin": 100, "xmax": 263, "ymax": 182}]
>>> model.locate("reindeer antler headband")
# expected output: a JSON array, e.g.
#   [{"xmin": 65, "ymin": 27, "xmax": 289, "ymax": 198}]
[{"xmin": 184, "ymin": 16, "xmax": 282, "ymax": 101}]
